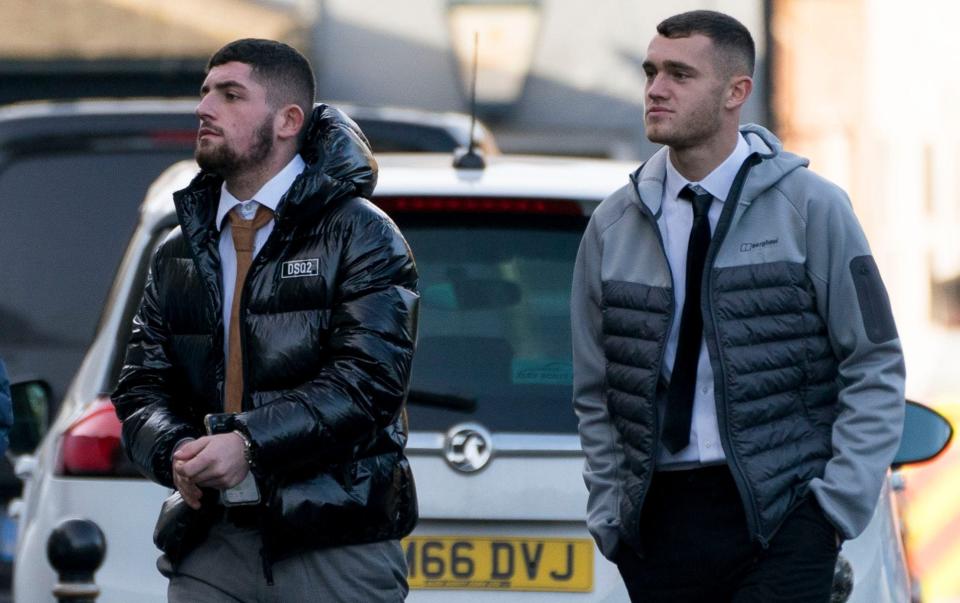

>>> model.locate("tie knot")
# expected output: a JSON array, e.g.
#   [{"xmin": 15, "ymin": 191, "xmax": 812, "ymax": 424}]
[
  {"xmin": 678, "ymin": 185, "xmax": 713, "ymax": 219},
  {"xmin": 229, "ymin": 204, "xmax": 274, "ymax": 252}
]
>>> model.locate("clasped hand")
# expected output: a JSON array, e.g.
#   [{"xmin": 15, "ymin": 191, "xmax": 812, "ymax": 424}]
[{"xmin": 172, "ymin": 432, "xmax": 249, "ymax": 510}]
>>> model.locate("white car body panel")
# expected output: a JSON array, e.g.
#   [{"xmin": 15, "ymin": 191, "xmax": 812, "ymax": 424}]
[{"xmin": 841, "ymin": 479, "xmax": 910, "ymax": 602}]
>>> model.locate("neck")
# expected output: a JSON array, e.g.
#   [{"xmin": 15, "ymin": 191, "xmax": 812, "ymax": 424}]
[
  {"xmin": 224, "ymin": 149, "xmax": 296, "ymax": 201},
  {"xmin": 669, "ymin": 127, "xmax": 739, "ymax": 182}
]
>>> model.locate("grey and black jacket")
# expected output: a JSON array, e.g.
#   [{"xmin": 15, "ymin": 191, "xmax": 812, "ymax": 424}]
[
  {"xmin": 113, "ymin": 105, "xmax": 420, "ymax": 564},
  {"xmin": 571, "ymin": 124, "xmax": 905, "ymax": 560}
]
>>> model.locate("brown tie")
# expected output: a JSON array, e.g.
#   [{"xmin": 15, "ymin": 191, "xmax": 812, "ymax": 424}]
[{"xmin": 224, "ymin": 204, "xmax": 274, "ymax": 414}]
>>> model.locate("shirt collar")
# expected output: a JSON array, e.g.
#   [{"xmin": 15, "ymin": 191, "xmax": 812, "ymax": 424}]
[
  {"xmin": 216, "ymin": 154, "xmax": 307, "ymax": 231},
  {"xmin": 663, "ymin": 133, "xmax": 750, "ymax": 204}
]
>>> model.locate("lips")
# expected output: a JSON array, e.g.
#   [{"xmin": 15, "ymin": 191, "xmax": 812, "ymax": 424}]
[{"xmin": 197, "ymin": 125, "xmax": 221, "ymax": 139}]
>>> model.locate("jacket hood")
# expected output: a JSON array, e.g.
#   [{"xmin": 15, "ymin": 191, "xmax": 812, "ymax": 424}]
[
  {"xmin": 631, "ymin": 124, "xmax": 809, "ymax": 215},
  {"xmin": 287, "ymin": 103, "xmax": 378, "ymax": 215},
  {"xmin": 174, "ymin": 103, "xmax": 378, "ymax": 231}
]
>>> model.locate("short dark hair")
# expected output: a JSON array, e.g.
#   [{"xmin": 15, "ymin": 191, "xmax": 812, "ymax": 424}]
[
  {"xmin": 657, "ymin": 10, "xmax": 755, "ymax": 77},
  {"xmin": 207, "ymin": 38, "xmax": 316, "ymax": 119}
]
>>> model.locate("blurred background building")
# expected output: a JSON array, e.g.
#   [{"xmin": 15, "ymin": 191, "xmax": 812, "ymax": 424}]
[
  {"xmin": 2, "ymin": 0, "xmax": 959, "ymax": 599},
  {"xmin": 771, "ymin": 2, "xmax": 960, "ymax": 600},
  {"xmin": 0, "ymin": 0, "xmax": 767, "ymax": 159}
]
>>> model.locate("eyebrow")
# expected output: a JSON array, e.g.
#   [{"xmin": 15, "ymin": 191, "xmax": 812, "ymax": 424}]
[
  {"xmin": 641, "ymin": 59, "xmax": 700, "ymax": 74},
  {"xmin": 199, "ymin": 79, "xmax": 249, "ymax": 95},
  {"xmin": 663, "ymin": 60, "xmax": 698, "ymax": 73}
]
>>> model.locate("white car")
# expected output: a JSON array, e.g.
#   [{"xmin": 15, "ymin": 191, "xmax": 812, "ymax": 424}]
[{"xmin": 11, "ymin": 152, "xmax": 953, "ymax": 602}]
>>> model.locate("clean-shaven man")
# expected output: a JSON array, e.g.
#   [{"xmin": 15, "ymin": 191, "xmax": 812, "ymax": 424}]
[{"xmin": 572, "ymin": 10, "xmax": 904, "ymax": 602}]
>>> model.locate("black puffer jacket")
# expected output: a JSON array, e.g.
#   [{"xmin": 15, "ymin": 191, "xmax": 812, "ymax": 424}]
[{"xmin": 112, "ymin": 105, "xmax": 419, "ymax": 562}]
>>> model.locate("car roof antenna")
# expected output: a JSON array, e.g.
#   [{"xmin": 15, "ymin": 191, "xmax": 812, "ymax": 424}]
[{"xmin": 453, "ymin": 32, "xmax": 486, "ymax": 170}]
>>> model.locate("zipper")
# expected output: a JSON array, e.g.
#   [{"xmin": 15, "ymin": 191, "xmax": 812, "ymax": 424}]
[
  {"xmin": 626, "ymin": 172, "xmax": 674, "ymax": 522},
  {"xmin": 211, "ymin": 234, "xmax": 225, "ymax": 415},
  {"xmin": 701, "ymin": 152, "xmax": 767, "ymax": 545},
  {"xmin": 178, "ymin": 191, "xmax": 227, "ymax": 414},
  {"xmin": 260, "ymin": 547, "xmax": 275, "ymax": 585}
]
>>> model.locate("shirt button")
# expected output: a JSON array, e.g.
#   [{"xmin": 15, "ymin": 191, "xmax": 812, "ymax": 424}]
[
  {"xmin": 705, "ymin": 441, "xmax": 713, "ymax": 448},
  {"xmin": 701, "ymin": 386, "xmax": 709, "ymax": 394}
]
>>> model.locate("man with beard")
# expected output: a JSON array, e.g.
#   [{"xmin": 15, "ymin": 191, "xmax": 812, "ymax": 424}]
[
  {"xmin": 112, "ymin": 39, "xmax": 419, "ymax": 602},
  {"xmin": 571, "ymin": 10, "xmax": 904, "ymax": 602}
]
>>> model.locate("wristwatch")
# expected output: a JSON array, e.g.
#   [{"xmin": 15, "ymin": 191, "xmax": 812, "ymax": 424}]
[{"xmin": 232, "ymin": 429, "xmax": 255, "ymax": 468}]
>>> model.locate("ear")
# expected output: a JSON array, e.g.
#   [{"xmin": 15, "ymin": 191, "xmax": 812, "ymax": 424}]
[
  {"xmin": 725, "ymin": 75, "xmax": 753, "ymax": 111},
  {"xmin": 275, "ymin": 104, "xmax": 306, "ymax": 142}
]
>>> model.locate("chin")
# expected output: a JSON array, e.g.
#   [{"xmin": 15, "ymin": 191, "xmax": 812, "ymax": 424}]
[
  {"xmin": 645, "ymin": 127, "xmax": 672, "ymax": 146},
  {"xmin": 195, "ymin": 152, "xmax": 224, "ymax": 175}
]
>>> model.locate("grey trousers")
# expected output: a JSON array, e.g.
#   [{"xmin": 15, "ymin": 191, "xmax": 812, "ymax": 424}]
[{"xmin": 166, "ymin": 518, "xmax": 408, "ymax": 602}]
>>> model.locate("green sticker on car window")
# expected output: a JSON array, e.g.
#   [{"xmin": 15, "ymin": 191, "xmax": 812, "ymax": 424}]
[{"xmin": 512, "ymin": 359, "xmax": 573, "ymax": 385}]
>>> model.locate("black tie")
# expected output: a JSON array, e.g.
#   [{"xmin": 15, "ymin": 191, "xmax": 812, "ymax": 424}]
[{"xmin": 662, "ymin": 184, "xmax": 713, "ymax": 454}]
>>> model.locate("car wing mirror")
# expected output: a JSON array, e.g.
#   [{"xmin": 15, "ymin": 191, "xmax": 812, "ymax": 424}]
[
  {"xmin": 8, "ymin": 379, "xmax": 52, "ymax": 455},
  {"xmin": 892, "ymin": 399, "xmax": 953, "ymax": 468}
]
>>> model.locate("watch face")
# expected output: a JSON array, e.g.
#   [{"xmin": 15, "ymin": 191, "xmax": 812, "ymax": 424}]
[{"xmin": 238, "ymin": 433, "xmax": 254, "ymax": 466}]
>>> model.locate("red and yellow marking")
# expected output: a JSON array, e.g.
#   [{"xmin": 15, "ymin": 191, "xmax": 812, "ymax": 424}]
[{"xmin": 901, "ymin": 399, "xmax": 960, "ymax": 602}]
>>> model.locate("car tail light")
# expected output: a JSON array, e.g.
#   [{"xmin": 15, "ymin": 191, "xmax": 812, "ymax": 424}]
[
  {"xmin": 374, "ymin": 196, "xmax": 584, "ymax": 216},
  {"xmin": 148, "ymin": 130, "xmax": 197, "ymax": 147},
  {"xmin": 55, "ymin": 397, "xmax": 140, "ymax": 478}
]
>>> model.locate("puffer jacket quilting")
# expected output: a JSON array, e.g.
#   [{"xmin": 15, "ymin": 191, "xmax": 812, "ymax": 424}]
[
  {"xmin": 709, "ymin": 260, "xmax": 837, "ymax": 540},
  {"xmin": 600, "ymin": 279, "xmax": 671, "ymax": 549},
  {"xmin": 112, "ymin": 104, "xmax": 420, "ymax": 561}
]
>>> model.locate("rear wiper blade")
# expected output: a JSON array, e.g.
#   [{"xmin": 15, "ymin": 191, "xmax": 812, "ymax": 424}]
[{"xmin": 406, "ymin": 389, "xmax": 477, "ymax": 412}]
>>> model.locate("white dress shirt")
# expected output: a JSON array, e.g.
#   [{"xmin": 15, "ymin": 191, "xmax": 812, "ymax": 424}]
[
  {"xmin": 216, "ymin": 154, "xmax": 306, "ymax": 362},
  {"xmin": 656, "ymin": 134, "xmax": 751, "ymax": 468}
]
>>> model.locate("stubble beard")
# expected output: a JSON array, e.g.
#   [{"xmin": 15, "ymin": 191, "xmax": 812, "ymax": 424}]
[
  {"xmin": 195, "ymin": 116, "xmax": 275, "ymax": 180},
  {"xmin": 645, "ymin": 90, "xmax": 725, "ymax": 151}
]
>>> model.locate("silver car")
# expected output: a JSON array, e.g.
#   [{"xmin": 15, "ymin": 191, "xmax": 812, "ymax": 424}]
[{"xmin": 11, "ymin": 152, "xmax": 953, "ymax": 602}]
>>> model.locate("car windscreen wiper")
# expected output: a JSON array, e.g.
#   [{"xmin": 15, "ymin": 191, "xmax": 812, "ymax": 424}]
[{"xmin": 406, "ymin": 389, "xmax": 477, "ymax": 412}]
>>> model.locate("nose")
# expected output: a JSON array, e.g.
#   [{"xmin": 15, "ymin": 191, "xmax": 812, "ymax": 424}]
[
  {"xmin": 195, "ymin": 94, "xmax": 214, "ymax": 121},
  {"xmin": 646, "ymin": 73, "xmax": 668, "ymax": 101}
]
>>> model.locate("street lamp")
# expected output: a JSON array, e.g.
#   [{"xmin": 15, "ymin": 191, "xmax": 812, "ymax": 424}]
[{"xmin": 446, "ymin": 0, "xmax": 541, "ymax": 118}]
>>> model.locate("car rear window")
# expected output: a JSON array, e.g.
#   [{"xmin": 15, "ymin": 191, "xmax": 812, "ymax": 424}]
[
  {"xmin": 392, "ymin": 210, "xmax": 586, "ymax": 434},
  {"xmin": 106, "ymin": 204, "xmax": 588, "ymax": 436},
  {"xmin": 0, "ymin": 149, "xmax": 191, "ymax": 401}
]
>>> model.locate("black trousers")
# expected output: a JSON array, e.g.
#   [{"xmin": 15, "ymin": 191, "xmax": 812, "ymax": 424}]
[{"xmin": 615, "ymin": 465, "xmax": 840, "ymax": 603}]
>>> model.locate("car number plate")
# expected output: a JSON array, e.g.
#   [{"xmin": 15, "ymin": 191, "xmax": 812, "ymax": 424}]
[{"xmin": 403, "ymin": 536, "xmax": 593, "ymax": 591}]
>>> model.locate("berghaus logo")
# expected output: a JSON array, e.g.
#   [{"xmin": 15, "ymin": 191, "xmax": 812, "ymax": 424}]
[{"xmin": 739, "ymin": 238, "xmax": 779, "ymax": 252}]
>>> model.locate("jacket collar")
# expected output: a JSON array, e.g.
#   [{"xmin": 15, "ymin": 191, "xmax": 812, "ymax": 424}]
[
  {"xmin": 215, "ymin": 154, "xmax": 305, "ymax": 231},
  {"xmin": 629, "ymin": 124, "xmax": 809, "ymax": 214}
]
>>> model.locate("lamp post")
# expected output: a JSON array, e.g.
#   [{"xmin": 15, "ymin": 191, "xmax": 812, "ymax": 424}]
[{"xmin": 446, "ymin": 0, "xmax": 541, "ymax": 119}]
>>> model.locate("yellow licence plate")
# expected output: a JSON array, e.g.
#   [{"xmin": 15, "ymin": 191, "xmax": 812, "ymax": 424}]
[{"xmin": 403, "ymin": 536, "xmax": 593, "ymax": 592}]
